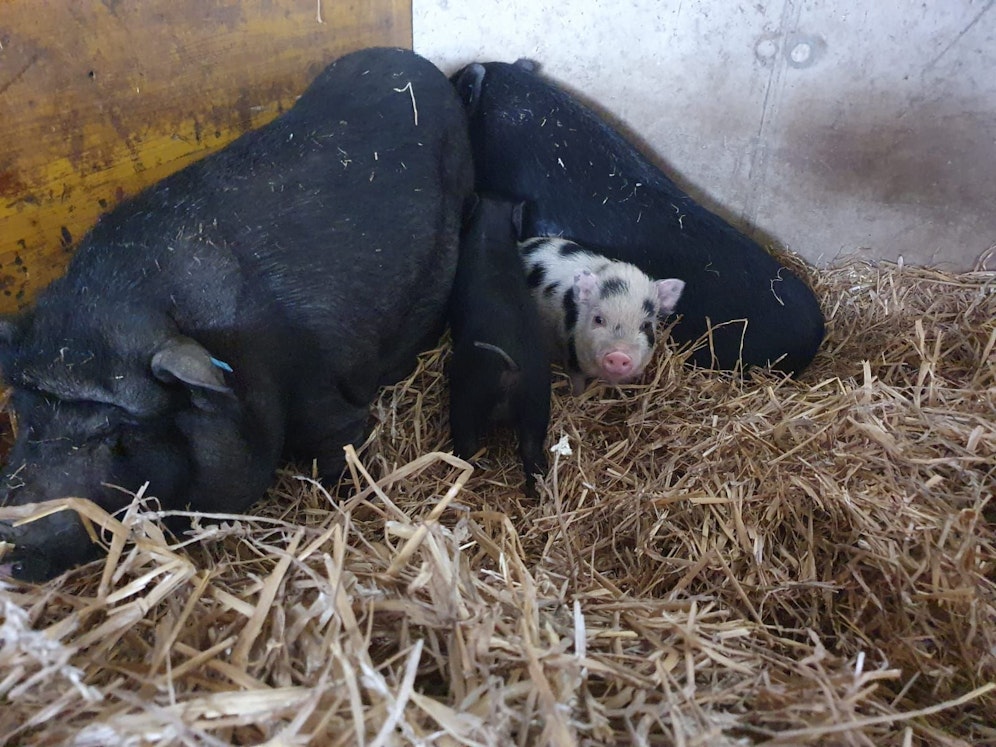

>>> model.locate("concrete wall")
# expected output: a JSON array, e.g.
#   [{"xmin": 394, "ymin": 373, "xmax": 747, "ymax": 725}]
[{"xmin": 414, "ymin": 1, "xmax": 995, "ymax": 271}]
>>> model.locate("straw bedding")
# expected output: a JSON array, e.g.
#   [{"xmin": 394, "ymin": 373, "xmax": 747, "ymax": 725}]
[{"xmin": 1, "ymin": 254, "xmax": 994, "ymax": 746}]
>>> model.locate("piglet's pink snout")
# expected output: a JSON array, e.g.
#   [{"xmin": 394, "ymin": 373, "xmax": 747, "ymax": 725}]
[{"xmin": 601, "ymin": 351, "xmax": 634, "ymax": 379}]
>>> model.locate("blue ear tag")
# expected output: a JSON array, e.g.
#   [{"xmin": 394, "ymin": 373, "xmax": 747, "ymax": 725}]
[{"xmin": 210, "ymin": 357, "xmax": 234, "ymax": 373}]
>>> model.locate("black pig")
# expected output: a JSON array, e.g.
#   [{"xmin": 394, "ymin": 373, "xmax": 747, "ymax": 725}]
[
  {"xmin": 448, "ymin": 196, "xmax": 550, "ymax": 493},
  {"xmin": 0, "ymin": 47, "xmax": 473, "ymax": 581},
  {"xmin": 451, "ymin": 60, "xmax": 824, "ymax": 375}
]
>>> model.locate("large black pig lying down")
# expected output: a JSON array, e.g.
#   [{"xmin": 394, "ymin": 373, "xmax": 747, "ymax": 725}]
[
  {"xmin": 0, "ymin": 47, "xmax": 474, "ymax": 582},
  {"xmin": 452, "ymin": 59, "xmax": 825, "ymax": 376}
]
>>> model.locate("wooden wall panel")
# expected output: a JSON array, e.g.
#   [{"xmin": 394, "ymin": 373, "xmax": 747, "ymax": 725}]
[{"xmin": 0, "ymin": 0, "xmax": 412, "ymax": 312}]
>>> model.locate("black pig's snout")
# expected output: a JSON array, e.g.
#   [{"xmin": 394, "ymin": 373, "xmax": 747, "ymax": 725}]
[
  {"xmin": 0, "ymin": 512, "xmax": 101, "ymax": 582},
  {"xmin": 0, "ymin": 521, "xmax": 51, "ymax": 582}
]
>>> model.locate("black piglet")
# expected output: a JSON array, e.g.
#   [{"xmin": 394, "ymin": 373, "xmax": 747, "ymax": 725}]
[{"xmin": 448, "ymin": 196, "xmax": 551, "ymax": 494}]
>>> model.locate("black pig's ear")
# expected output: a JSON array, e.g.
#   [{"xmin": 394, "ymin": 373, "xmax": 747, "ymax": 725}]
[
  {"xmin": 511, "ymin": 202, "xmax": 527, "ymax": 240},
  {"xmin": 452, "ymin": 63, "xmax": 486, "ymax": 115},
  {"xmin": 0, "ymin": 315, "xmax": 24, "ymax": 346},
  {"xmin": 0, "ymin": 314, "xmax": 28, "ymax": 373},
  {"xmin": 151, "ymin": 337, "xmax": 233, "ymax": 395}
]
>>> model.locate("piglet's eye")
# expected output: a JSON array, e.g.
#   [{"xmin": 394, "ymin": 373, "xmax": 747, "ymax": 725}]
[{"xmin": 593, "ymin": 315, "xmax": 605, "ymax": 326}]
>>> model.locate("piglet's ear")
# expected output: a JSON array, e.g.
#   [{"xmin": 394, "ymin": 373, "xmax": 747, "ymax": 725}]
[
  {"xmin": 655, "ymin": 278, "xmax": 686, "ymax": 316},
  {"xmin": 151, "ymin": 337, "xmax": 233, "ymax": 395}
]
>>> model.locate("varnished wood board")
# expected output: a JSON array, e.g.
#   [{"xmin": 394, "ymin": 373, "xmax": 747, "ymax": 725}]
[{"xmin": 0, "ymin": 0, "xmax": 412, "ymax": 311}]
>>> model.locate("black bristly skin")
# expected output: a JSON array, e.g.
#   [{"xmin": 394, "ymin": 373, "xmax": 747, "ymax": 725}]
[
  {"xmin": 642, "ymin": 298, "xmax": 659, "ymax": 348},
  {"xmin": 641, "ymin": 321, "xmax": 656, "ymax": 350},
  {"xmin": 448, "ymin": 196, "xmax": 551, "ymax": 495},
  {"xmin": 557, "ymin": 241, "xmax": 583, "ymax": 257},
  {"xmin": 526, "ymin": 263, "xmax": 546, "ymax": 290},
  {"xmin": 0, "ymin": 48, "xmax": 474, "ymax": 581},
  {"xmin": 600, "ymin": 277, "xmax": 629, "ymax": 298},
  {"xmin": 452, "ymin": 60, "xmax": 824, "ymax": 375},
  {"xmin": 562, "ymin": 289, "xmax": 579, "ymax": 333},
  {"xmin": 567, "ymin": 336, "xmax": 581, "ymax": 373},
  {"xmin": 519, "ymin": 237, "xmax": 546, "ymax": 257}
]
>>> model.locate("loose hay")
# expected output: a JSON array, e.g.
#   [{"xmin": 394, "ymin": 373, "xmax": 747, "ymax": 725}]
[{"xmin": 1, "ymin": 256, "xmax": 994, "ymax": 746}]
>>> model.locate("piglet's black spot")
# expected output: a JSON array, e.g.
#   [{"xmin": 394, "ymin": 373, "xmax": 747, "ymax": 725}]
[
  {"xmin": 562, "ymin": 288, "xmax": 578, "ymax": 332},
  {"xmin": 643, "ymin": 298, "xmax": 656, "ymax": 317},
  {"xmin": 567, "ymin": 336, "xmax": 581, "ymax": 372},
  {"xmin": 527, "ymin": 264, "xmax": 546, "ymax": 289},
  {"xmin": 600, "ymin": 277, "xmax": 627, "ymax": 298},
  {"xmin": 520, "ymin": 238, "xmax": 545, "ymax": 256},
  {"xmin": 543, "ymin": 281, "xmax": 560, "ymax": 298},
  {"xmin": 558, "ymin": 241, "xmax": 583, "ymax": 257}
]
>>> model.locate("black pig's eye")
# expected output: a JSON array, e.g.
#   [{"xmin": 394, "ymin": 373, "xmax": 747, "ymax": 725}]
[{"xmin": 104, "ymin": 430, "xmax": 127, "ymax": 458}]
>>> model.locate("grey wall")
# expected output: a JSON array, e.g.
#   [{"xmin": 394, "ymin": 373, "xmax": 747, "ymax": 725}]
[{"xmin": 414, "ymin": 1, "xmax": 995, "ymax": 271}]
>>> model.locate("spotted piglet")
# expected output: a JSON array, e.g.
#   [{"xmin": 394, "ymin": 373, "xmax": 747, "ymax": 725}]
[{"xmin": 520, "ymin": 237, "xmax": 685, "ymax": 394}]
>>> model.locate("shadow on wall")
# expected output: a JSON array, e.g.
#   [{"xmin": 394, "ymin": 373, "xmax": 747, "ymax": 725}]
[{"xmin": 778, "ymin": 96, "xmax": 996, "ymax": 222}]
